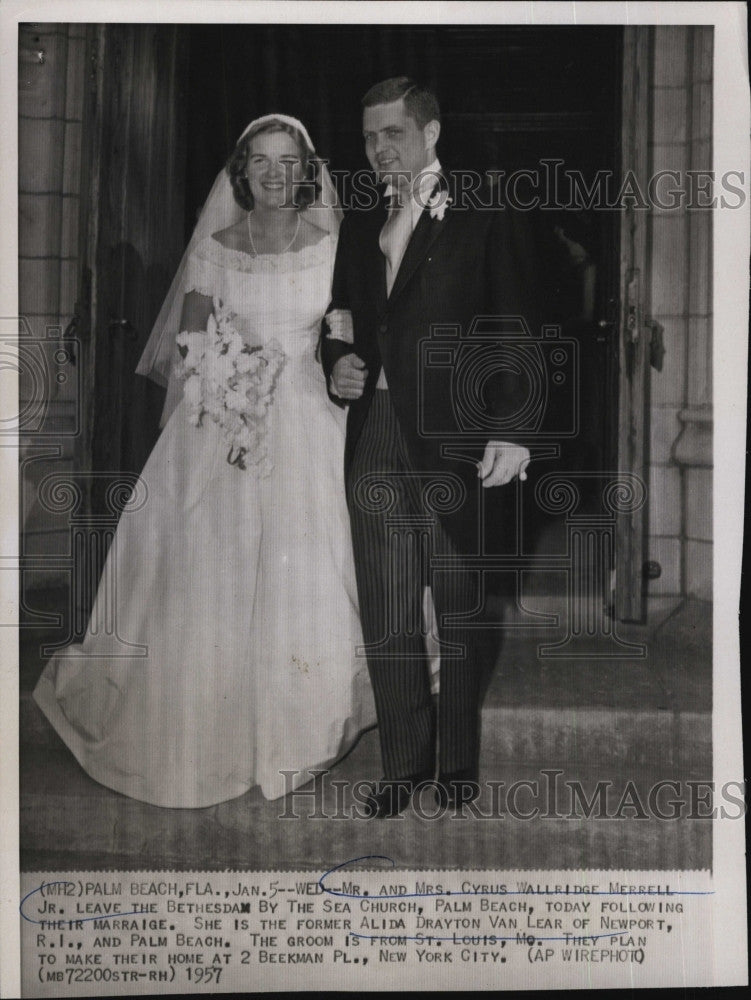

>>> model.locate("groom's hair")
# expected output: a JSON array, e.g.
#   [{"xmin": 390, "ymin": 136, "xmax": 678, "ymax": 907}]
[{"xmin": 361, "ymin": 76, "xmax": 440, "ymax": 128}]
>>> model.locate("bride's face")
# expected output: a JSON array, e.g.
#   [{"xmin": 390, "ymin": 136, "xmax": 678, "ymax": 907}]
[{"xmin": 246, "ymin": 131, "xmax": 305, "ymax": 210}]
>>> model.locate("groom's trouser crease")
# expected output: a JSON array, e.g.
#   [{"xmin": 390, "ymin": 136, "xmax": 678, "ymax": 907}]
[{"xmin": 346, "ymin": 388, "xmax": 480, "ymax": 779}]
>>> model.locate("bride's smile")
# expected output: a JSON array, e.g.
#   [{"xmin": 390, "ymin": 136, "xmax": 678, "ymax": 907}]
[{"xmin": 246, "ymin": 131, "xmax": 305, "ymax": 211}]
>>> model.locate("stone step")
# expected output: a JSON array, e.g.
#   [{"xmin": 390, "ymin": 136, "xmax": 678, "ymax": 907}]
[
  {"xmin": 20, "ymin": 592, "xmax": 711, "ymax": 773},
  {"xmin": 18, "ymin": 595, "xmax": 714, "ymax": 871},
  {"xmin": 21, "ymin": 691, "xmax": 62, "ymax": 750},
  {"xmin": 482, "ymin": 705, "xmax": 709, "ymax": 772},
  {"xmin": 19, "ymin": 687, "xmax": 710, "ymax": 775},
  {"xmin": 21, "ymin": 742, "xmax": 711, "ymax": 872}
]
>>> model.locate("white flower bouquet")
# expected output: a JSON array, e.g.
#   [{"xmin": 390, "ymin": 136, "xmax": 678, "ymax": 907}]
[{"xmin": 175, "ymin": 304, "xmax": 286, "ymax": 474}]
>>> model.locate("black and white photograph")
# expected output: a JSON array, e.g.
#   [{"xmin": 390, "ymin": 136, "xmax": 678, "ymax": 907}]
[{"xmin": 1, "ymin": 0, "xmax": 747, "ymax": 993}]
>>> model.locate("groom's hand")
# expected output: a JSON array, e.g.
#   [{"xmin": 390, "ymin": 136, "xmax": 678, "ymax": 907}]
[
  {"xmin": 332, "ymin": 353, "xmax": 368, "ymax": 400},
  {"xmin": 477, "ymin": 442, "xmax": 530, "ymax": 488}
]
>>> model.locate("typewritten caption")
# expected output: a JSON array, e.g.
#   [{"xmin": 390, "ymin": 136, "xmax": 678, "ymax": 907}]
[{"xmin": 20, "ymin": 862, "xmax": 715, "ymax": 993}]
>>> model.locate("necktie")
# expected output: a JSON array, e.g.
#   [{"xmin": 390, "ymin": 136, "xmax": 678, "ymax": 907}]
[
  {"xmin": 379, "ymin": 188, "xmax": 414, "ymax": 297},
  {"xmin": 376, "ymin": 188, "xmax": 413, "ymax": 389}
]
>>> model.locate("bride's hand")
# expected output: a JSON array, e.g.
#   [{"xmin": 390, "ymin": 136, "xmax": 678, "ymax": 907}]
[
  {"xmin": 325, "ymin": 309, "xmax": 354, "ymax": 344},
  {"xmin": 332, "ymin": 354, "xmax": 368, "ymax": 400}
]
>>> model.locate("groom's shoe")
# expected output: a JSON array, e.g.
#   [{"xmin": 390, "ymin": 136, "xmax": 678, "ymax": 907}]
[
  {"xmin": 436, "ymin": 767, "xmax": 480, "ymax": 809},
  {"xmin": 363, "ymin": 769, "xmax": 434, "ymax": 819}
]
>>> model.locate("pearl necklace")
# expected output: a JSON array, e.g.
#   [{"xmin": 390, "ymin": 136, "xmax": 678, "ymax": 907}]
[{"xmin": 247, "ymin": 212, "xmax": 300, "ymax": 256}]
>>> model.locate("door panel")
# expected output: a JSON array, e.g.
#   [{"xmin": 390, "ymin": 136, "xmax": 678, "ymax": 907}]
[{"xmin": 88, "ymin": 24, "xmax": 188, "ymax": 511}]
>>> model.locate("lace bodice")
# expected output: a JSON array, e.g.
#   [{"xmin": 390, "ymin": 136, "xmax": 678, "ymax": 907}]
[{"xmin": 184, "ymin": 233, "xmax": 336, "ymax": 359}]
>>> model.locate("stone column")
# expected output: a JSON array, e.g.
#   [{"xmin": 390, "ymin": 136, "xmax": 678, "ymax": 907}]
[
  {"xmin": 672, "ymin": 27, "xmax": 713, "ymax": 601},
  {"xmin": 646, "ymin": 26, "xmax": 713, "ymax": 605}
]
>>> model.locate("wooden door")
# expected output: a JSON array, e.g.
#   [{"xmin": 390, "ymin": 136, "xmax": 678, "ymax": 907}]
[
  {"xmin": 615, "ymin": 26, "xmax": 651, "ymax": 622},
  {"xmin": 84, "ymin": 24, "xmax": 188, "ymax": 514}
]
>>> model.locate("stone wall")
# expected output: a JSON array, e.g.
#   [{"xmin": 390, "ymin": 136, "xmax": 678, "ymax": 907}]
[
  {"xmin": 647, "ymin": 25, "xmax": 713, "ymax": 604},
  {"xmin": 18, "ymin": 23, "xmax": 87, "ymax": 588}
]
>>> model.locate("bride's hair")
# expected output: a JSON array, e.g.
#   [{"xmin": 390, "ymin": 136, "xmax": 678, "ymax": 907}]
[{"xmin": 226, "ymin": 120, "xmax": 320, "ymax": 211}]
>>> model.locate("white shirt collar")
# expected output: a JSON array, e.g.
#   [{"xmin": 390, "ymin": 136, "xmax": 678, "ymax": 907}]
[
  {"xmin": 385, "ymin": 158, "xmax": 442, "ymax": 201},
  {"xmin": 416, "ymin": 158, "xmax": 442, "ymax": 199}
]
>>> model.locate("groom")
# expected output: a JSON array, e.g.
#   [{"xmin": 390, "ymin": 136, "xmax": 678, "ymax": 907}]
[{"xmin": 322, "ymin": 77, "xmax": 536, "ymax": 817}]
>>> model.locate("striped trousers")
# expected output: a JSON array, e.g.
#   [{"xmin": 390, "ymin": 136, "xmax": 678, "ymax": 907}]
[{"xmin": 346, "ymin": 389, "xmax": 481, "ymax": 779}]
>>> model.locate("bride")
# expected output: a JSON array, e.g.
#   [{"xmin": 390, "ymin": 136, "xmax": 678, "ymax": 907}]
[{"xmin": 33, "ymin": 115, "xmax": 375, "ymax": 808}]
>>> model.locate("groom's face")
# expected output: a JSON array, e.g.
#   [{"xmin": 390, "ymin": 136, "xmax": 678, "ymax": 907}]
[{"xmin": 363, "ymin": 98, "xmax": 433, "ymax": 187}]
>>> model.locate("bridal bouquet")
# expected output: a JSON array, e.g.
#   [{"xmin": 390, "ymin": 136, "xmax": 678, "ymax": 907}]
[{"xmin": 175, "ymin": 304, "xmax": 286, "ymax": 475}]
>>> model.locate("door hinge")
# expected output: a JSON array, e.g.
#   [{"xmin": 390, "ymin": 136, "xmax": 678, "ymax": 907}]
[{"xmin": 625, "ymin": 269, "xmax": 641, "ymax": 344}]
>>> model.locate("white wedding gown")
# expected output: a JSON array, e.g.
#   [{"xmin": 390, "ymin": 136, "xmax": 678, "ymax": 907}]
[{"xmin": 33, "ymin": 232, "xmax": 376, "ymax": 807}]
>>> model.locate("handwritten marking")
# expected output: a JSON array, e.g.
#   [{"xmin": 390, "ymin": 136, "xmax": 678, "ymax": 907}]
[
  {"xmin": 318, "ymin": 856, "xmax": 714, "ymax": 944},
  {"xmin": 20, "ymin": 881, "xmax": 143, "ymax": 925}
]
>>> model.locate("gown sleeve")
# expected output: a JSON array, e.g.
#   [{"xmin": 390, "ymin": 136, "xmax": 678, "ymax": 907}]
[
  {"xmin": 183, "ymin": 240, "xmax": 221, "ymax": 300},
  {"xmin": 155, "ymin": 240, "xmax": 219, "ymax": 427}
]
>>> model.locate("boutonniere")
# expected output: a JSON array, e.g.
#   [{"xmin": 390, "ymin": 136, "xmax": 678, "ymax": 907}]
[{"xmin": 428, "ymin": 191, "xmax": 452, "ymax": 221}]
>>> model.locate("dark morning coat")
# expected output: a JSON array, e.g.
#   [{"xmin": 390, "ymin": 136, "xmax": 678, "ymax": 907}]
[{"xmin": 321, "ymin": 175, "xmax": 541, "ymax": 552}]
